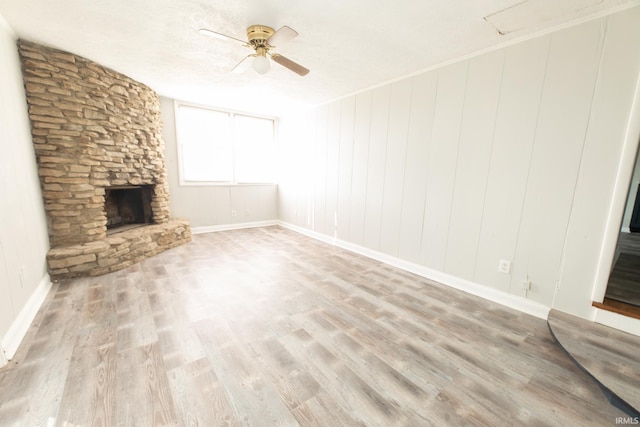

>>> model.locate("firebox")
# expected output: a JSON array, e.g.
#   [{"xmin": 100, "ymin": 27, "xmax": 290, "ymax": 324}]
[{"xmin": 104, "ymin": 186, "xmax": 153, "ymax": 233}]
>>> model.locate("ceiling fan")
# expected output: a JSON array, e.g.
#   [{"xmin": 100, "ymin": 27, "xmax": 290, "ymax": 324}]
[{"xmin": 199, "ymin": 25, "xmax": 310, "ymax": 76}]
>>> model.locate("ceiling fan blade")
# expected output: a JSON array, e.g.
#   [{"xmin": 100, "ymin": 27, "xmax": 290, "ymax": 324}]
[
  {"xmin": 270, "ymin": 54, "xmax": 310, "ymax": 76},
  {"xmin": 198, "ymin": 28, "xmax": 246, "ymax": 45},
  {"xmin": 267, "ymin": 26, "xmax": 298, "ymax": 46},
  {"xmin": 232, "ymin": 55, "xmax": 255, "ymax": 73}
]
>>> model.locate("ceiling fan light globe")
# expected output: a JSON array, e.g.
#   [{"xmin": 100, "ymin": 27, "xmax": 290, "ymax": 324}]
[{"xmin": 253, "ymin": 56, "xmax": 270, "ymax": 74}]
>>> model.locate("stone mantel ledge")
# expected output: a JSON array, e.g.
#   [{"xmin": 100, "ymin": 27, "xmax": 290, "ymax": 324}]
[{"xmin": 47, "ymin": 219, "xmax": 191, "ymax": 280}]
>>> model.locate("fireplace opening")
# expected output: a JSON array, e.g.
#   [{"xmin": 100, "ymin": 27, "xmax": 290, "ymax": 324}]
[{"xmin": 105, "ymin": 186, "xmax": 153, "ymax": 234}]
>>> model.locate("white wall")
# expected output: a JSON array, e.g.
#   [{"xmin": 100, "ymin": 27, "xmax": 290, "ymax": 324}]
[
  {"xmin": 278, "ymin": 7, "xmax": 640, "ymax": 320},
  {"xmin": 160, "ymin": 97, "xmax": 278, "ymax": 231},
  {"xmin": 0, "ymin": 16, "xmax": 51, "ymax": 365}
]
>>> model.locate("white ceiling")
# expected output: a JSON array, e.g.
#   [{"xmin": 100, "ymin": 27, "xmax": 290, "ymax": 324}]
[{"xmin": 1, "ymin": 0, "xmax": 638, "ymax": 116}]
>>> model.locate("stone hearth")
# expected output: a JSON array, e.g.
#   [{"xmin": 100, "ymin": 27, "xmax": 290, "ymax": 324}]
[
  {"xmin": 18, "ymin": 40, "xmax": 191, "ymax": 280},
  {"xmin": 47, "ymin": 220, "xmax": 190, "ymax": 277}
]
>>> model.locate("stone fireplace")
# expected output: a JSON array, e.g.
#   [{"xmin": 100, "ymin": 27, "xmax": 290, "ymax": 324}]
[
  {"xmin": 18, "ymin": 40, "xmax": 191, "ymax": 280},
  {"xmin": 105, "ymin": 186, "xmax": 153, "ymax": 232}
]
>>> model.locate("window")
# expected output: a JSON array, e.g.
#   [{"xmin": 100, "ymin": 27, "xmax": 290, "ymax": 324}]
[{"xmin": 175, "ymin": 103, "xmax": 276, "ymax": 184}]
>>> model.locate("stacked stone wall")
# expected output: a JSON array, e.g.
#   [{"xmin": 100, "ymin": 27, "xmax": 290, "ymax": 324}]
[
  {"xmin": 18, "ymin": 40, "xmax": 170, "ymax": 247},
  {"xmin": 17, "ymin": 40, "xmax": 190, "ymax": 280}
]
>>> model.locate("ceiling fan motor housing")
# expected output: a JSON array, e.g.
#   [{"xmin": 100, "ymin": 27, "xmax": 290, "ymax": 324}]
[{"xmin": 247, "ymin": 25, "xmax": 275, "ymax": 48}]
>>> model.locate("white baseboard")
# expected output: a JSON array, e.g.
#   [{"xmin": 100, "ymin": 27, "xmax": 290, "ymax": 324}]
[
  {"xmin": 191, "ymin": 220, "xmax": 279, "ymax": 235},
  {"xmin": 1, "ymin": 273, "xmax": 52, "ymax": 365},
  {"xmin": 594, "ymin": 308, "xmax": 640, "ymax": 337},
  {"xmin": 278, "ymin": 221, "xmax": 550, "ymax": 320}
]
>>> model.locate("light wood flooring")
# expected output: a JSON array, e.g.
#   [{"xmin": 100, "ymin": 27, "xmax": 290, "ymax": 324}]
[
  {"xmin": 548, "ymin": 309, "xmax": 639, "ymax": 416},
  {"xmin": 0, "ymin": 226, "xmax": 627, "ymax": 426},
  {"xmin": 607, "ymin": 232, "xmax": 640, "ymax": 307}
]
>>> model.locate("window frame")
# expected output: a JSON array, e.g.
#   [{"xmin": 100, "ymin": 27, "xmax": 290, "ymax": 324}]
[{"xmin": 174, "ymin": 100, "xmax": 278, "ymax": 186}]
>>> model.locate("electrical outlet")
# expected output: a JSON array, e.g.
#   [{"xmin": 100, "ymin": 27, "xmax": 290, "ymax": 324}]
[
  {"xmin": 498, "ymin": 259, "xmax": 511, "ymax": 274},
  {"xmin": 231, "ymin": 210, "xmax": 237, "ymax": 217},
  {"xmin": 522, "ymin": 280, "xmax": 531, "ymax": 290}
]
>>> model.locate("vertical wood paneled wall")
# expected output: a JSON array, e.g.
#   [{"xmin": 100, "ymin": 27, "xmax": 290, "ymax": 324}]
[{"xmin": 278, "ymin": 8, "xmax": 640, "ymax": 318}]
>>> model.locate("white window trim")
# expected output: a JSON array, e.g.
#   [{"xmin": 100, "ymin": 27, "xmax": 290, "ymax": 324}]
[{"xmin": 174, "ymin": 100, "xmax": 278, "ymax": 186}]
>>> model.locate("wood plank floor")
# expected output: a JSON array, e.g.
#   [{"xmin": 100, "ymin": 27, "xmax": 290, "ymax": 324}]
[
  {"xmin": 0, "ymin": 226, "xmax": 627, "ymax": 426},
  {"xmin": 607, "ymin": 252, "xmax": 640, "ymax": 306},
  {"xmin": 607, "ymin": 232, "xmax": 640, "ymax": 307},
  {"xmin": 547, "ymin": 309, "xmax": 639, "ymax": 416}
]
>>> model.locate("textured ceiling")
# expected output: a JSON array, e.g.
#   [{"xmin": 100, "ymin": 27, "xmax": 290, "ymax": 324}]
[{"xmin": 1, "ymin": 0, "xmax": 638, "ymax": 116}]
